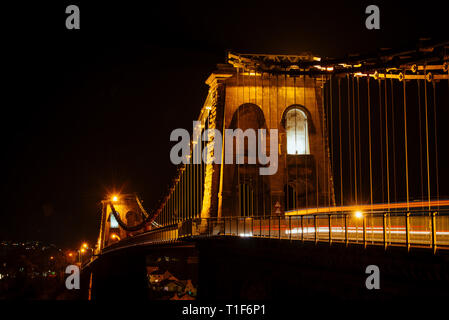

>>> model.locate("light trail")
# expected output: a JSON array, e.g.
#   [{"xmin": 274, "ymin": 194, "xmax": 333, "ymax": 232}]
[{"xmin": 284, "ymin": 199, "xmax": 449, "ymax": 216}]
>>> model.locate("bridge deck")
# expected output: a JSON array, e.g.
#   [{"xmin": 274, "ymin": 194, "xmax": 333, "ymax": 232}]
[{"xmin": 101, "ymin": 210, "xmax": 449, "ymax": 255}]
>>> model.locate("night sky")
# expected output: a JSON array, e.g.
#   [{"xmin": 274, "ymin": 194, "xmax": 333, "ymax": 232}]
[{"xmin": 2, "ymin": 1, "xmax": 447, "ymax": 247}]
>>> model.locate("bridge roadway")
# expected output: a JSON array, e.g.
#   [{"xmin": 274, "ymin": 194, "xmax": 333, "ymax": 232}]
[{"xmin": 100, "ymin": 210, "xmax": 449, "ymax": 255}]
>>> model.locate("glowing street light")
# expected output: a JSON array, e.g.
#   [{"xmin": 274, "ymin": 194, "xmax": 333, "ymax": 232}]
[
  {"xmin": 80, "ymin": 242, "xmax": 94, "ymax": 263},
  {"xmin": 355, "ymin": 211, "xmax": 363, "ymax": 219},
  {"xmin": 111, "ymin": 233, "xmax": 121, "ymax": 241},
  {"xmin": 112, "ymin": 195, "xmax": 118, "ymax": 202},
  {"xmin": 77, "ymin": 248, "xmax": 85, "ymax": 264}
]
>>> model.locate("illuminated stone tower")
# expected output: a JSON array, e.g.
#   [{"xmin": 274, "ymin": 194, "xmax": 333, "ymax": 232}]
[
  {"xmin": 98, "ymin": 194, "xmax": 144, "ymax": 250},
  {"xmin": 200, "ymin": 53, "xmax": 335, "ymax": 218}
]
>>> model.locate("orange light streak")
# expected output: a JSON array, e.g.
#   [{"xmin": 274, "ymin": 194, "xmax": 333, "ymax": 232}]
[{"xmin": 285, "ymin": 200, "xmax": 449, "ymax": 216}]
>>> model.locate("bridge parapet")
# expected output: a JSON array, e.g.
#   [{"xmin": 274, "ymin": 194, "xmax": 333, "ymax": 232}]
[{"xmin": 101, "ymin": 209, "xmax": 449, "ymax": 254}]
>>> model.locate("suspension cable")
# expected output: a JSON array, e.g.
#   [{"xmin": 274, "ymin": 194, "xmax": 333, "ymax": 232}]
[
  {"xmin": 315, "ymin": 77, "xmax": 319, "ymax": 210},
  {"xmin": 338, "ymin": 78, "xmax": 343, "ymax": 206},
  {"xmin": 268, "ymin": 71, "xmax": 272, "ymax": 216},
  {"xmin": 367, "ymin": 77, "xmax": 373, "ymax": 212},
  {"xmin": 320, "ymin": 74, "xmax": 327, "ymax": 209},
  {"xmin": 352, "ymin": 75, "xmax": 357, "ymax": 205},
  {"xmin": 417, "ymin": 79, "xmax": 425, "ymax": 203},
  {"xmin": 402, "ymin": 70, "xmax": 410, "ymax": 211},
  {"xmin": 294, "ymin": 75, "xmax": 297, "ymax": 211},
  {"xmin": 378, "ymin": 79, "xmax": 385, "ymax": 204},
  {"xmin": 347, "ymin": 75, "xmax": 353, "ymax": 202},
  {"xmin": 432, "ymin": 80, "xmax": 440, "ymax": 209},
  {"xmin": 357, "ymin": 77, "xmax": 362, "ymax": 204},
  {"xmin": 284, "ymin": 72, "xmax": 289, "ymax": 212},
  {"xmin": 237, "ymin": 66, "xmax": 241, "ymax": 216},
  {"xmin": 109, "ymin": 200, "xmax": 155, "ymax": 232},
  {"xmin": 384, "ymin": 75, "xmax": 390, "ymax": 209},
  {"xmin": 329, "ymin": 75, "xmax": 336, "ymax": 206},
  {"xmin": 304, "ymin": 72, "xmax": 308, "ymax": 208},
  {"xmin": 390, "ymin": 78, "xmax": 398, "ymax": 203}
]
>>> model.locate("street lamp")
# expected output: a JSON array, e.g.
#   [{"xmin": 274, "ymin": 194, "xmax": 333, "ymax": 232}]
[
  {"xmin": 81, "ymin": 244, "xmax": 94, "ymax": 263},
  {"xmin": 78, "ymin": 248, "xmax": 85, "ymax": 264},
  {"xmin": 111, "ymin": 233, "xmax": 121, "ymax": 241}
]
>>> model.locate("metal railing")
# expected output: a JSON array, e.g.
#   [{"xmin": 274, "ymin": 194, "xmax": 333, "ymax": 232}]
[
  {"xmin": 102, "ymin": 224, "xmax": 178, "ymax": 254},
  {"xmin": 103, "ymin": 210, "xmax": 449, "ymax": 253}
]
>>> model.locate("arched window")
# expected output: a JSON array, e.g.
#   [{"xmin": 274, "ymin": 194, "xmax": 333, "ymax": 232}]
[
  {"xmin": 109, "ymin": 212, "xmax": 119, "ymax": 228},
  {"xmin": 229, "ymin": 103, "xmax": 267, "ymax": 163},
  {"xmin": 285, "ymin": 108, "xmax": 310, "ymax": 155}
]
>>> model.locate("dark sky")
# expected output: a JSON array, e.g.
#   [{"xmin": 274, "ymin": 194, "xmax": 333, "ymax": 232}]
[{"xmin": 2, "ymin": 1, "xmax": 447, "ymax": 247}]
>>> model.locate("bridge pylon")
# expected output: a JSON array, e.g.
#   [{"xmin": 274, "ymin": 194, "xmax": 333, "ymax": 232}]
[
  {"xmin": 98, "ymin": 194, "xmax": 146, "ymax": 250},
  {"xmin": 205, "ymin": 53, "xmax": 336, "ymax": 218}
]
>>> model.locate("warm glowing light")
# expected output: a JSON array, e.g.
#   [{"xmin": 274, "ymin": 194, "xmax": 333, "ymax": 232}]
[
  {"xmin": 241, "ymin": 71, "xmax": 261, "ymax": 76},
  {"xmin": 80, "ymin": 248, "xmax": 86, "ymax": 253},
  {"xmin": 112, "ymin": 195, "xmax": 118, "ymax": 202},
  {"xmin": 50, "ymin": 256, "xmax": 54, "ymax": 260},
  {"xmin": 355, "ymin": 211, "xmax": 363, "ymax": 218},
  {"xmin": 313, "ymin": 65, "xmax": 333, "ymax": 72},
  {"xmin": 82, "ymin": 243, "xmax": 88, "ymax": 249},
  {"xmin": 286, "ymin": 108, "xmax": 309, "ymax": 155},
  {"xmin": 284, "ymin": 200, "xmax": 449, "ymax": 216},
  {"xmin": 111, "ymin": 233, "xmax": 121, "ymax": 241},
  {"xmin": 68, "ymin": 253, "xmax": 73, "ymax": 257},
  {"xmin": 239, "ymin": 233, "xmax": 253, "ymax": 237}
]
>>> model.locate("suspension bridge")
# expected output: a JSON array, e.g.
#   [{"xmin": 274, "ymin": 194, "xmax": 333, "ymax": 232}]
[{"xmin": 82, "ymin": 40, "xmax": 449, "ymax": 300}]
